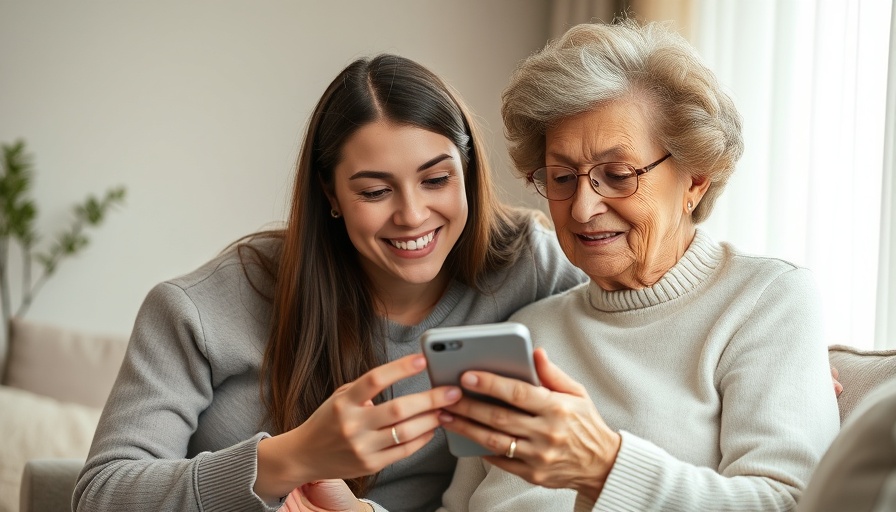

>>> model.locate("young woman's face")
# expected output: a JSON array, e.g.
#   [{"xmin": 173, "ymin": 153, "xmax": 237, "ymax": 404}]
[{"xmin": 329, "ymin": 120, "xmax": 469, "ymax": 291}]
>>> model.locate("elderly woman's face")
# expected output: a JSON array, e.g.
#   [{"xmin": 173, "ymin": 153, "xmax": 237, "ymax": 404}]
[{"xmin": 544, "ymin": 97, "xmax": 705, "ymax": 291}]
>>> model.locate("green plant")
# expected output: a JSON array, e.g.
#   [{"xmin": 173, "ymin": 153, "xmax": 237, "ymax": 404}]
[{"xmin": 0, "ymin": 139, "xmax": 126, "ymax": 334}]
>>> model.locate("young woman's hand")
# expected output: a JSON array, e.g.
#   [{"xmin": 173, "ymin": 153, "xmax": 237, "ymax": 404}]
[
  {"xmin": 439, "ymin": 348, "xmax": 620, "ymax": 502},
  {"xmin": 257, "ymin": 354, "xmax": 461, "ymax": 501},
  {"xmin": 278, "ymin": 480, "xmax": 371, "ymax": 512}
]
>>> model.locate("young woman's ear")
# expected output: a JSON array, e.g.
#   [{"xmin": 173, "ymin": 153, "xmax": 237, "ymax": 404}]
[
  {"xmin": 320, "ymin": 178, "xmax": 342, "ymax": 218},
  {"xmin": 324, "ymin": 193, "xmax": 342, "ymax": 218}
]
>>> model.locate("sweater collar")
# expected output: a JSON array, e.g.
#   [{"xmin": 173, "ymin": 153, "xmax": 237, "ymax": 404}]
[
  {"xmin": 383, "ymin": 279, "xmax": 466, "ymax": 343},
  {"xmin": 586, "ymin": 229, "xmax": 724, "ymax": 312}
]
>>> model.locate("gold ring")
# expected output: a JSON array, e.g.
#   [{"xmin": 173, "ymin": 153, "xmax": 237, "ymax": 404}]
[
  {"xmin": 505, "ymin": 437, "xmax": 517, "ymax": 459},
  {"xmin": 391, "ymin": 426, "xmax": 400, "ymax": 445}
]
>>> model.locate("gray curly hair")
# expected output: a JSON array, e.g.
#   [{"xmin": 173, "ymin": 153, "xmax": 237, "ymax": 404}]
[{"xmin": 502, "ymin": 19, "xmax": 744, "ymax": 223}]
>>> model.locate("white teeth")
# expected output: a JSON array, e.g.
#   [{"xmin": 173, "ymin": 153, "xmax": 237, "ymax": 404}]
[
  {"xmin": 389, "ymin": 231, "xmax": 435, "ymax": 251},
  {"xmin": 582, "ymin": 232, "xmax": 617, "ymax": 241}
]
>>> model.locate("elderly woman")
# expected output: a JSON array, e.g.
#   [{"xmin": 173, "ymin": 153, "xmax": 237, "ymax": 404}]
[{"xmin": 430, "ymin": 19, "xmax": 840, "ymax": 511}]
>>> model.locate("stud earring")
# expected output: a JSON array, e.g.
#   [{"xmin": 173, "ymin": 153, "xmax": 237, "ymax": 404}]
[
  {"xmin": 330, "ymin": 209, "xmax": 341, "ymax": 219},
  {"xmin": 687, "ymin": 201, "xmax": 693, "ymax": 212}
]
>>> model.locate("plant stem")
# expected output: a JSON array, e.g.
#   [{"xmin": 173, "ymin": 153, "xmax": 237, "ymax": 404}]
[
  {"xmin": 17, "ymin": 272, "xmax": 49, "ymax": 318},
  {"xmin": 18, "ymin": 216, "xmax": 85, "ymax": 317},
  {"xmin": 17, "ymin": 241, "xmax": 33, "ymax": 318},
  {"xmin": 0, "ymin": 237, "xmax": 11, "ymax": 332}
]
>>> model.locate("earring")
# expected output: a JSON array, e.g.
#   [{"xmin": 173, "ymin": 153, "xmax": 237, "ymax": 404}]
[
  {"xmin": 330, "ymin": 209, "xmax": 341, "ymax": 219},
  {"xmin": 686, "ymin": 201, "xmax": 693, "ymax": 211}
]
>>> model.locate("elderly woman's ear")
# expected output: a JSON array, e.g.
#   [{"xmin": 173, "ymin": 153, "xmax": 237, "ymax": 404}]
[{"xmin": 686, "ymin": 174, "xmax": 711, "ymax": 215}]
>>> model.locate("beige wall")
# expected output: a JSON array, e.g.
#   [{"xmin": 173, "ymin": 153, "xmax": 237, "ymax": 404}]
[{"xmin": 0, "ymin": 1, "xmax": 552, "ymax": 336}]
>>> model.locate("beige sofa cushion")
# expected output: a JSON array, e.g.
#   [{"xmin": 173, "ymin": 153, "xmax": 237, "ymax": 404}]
[
  {"xmin": 2, "ymin": 317, "xmax": 128, "ymax": 409},
  {"xmin": 0, "ymin": 386, "xmax": 100, "ymax": 512},
  {"xmin": 828, "ymin": 344, "xmax": 896, "ymax": 423}
]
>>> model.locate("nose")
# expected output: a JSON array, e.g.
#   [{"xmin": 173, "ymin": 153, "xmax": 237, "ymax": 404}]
[
  {"xmin": 569, "ymin": 175, "xmax": 608, "ymax": 223},
  {"xmin": 393, "ymin": 191, "xmax": 429, "ymax": 227}
]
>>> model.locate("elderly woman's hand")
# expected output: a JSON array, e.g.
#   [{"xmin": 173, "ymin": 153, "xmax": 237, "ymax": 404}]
[
  {"xmin": 439, "ymin": 348, "xmax": 621, "ymax": 501},
  {"xmin": 831, "ymin": 365, "xmax": 843, "ymax": 397}
]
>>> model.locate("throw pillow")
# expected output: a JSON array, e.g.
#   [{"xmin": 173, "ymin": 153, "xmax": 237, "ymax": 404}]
[{"xmin": 0, "ymin": 385, "xmax": 100, "ymax": 512}]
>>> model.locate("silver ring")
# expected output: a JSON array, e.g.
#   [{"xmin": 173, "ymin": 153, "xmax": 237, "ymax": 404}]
[
  {"xmin": 391, "ymin": 426, "xmax": 400, "ymax": 445},
  {"xmin": 505, "ymin": 437, "xmax": 517, "ymax": 459}
]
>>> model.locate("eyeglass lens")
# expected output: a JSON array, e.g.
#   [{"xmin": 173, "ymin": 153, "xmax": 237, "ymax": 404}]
[{"xmin": 532, "ymin": 163, "xmax": 638, "ymax": 200}]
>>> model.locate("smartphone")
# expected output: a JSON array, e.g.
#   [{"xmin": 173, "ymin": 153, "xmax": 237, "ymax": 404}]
[{"xmin": 420, "ymin": 322, "xmax": 539, "ymax": 457}]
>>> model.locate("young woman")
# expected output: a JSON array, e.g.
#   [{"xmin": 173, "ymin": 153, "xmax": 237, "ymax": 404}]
[{"xmin": 73, "ymin": 54, "xmax": 585, "ymax": 512}]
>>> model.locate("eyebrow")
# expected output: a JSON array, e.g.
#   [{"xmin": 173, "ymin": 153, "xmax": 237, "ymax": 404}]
[
  {"xmin": 349, "ymin": 154, "xmax": 455, "ymax": 180},
  {"xmin": 546, "ymin": 145, "xmax": 635, "ymax": 166}
]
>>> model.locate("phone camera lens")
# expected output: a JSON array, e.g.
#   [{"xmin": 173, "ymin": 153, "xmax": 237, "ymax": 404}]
[{"xmin": 432, "ymin": 342, "xmax": 446, "ymax": 352}]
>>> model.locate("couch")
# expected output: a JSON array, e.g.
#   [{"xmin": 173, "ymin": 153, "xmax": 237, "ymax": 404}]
[
  {"xmin": 0, "ymin": 317, "xmax": 127, "ymax": 512},
  {"xmin": 799, "ymin": 370, "xmax": 896, "ymax": 511},
  {"xmin": 798, "ymin": 345, "xmax": 896, "ymax": 510},
  {"xmin": 10, "ymin": 331, "xmax": 896, "ymax": 512}
]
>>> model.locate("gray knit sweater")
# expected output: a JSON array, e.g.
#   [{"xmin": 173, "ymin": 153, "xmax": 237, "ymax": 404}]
[
  {"xmin": 437, "ymin": 230, "xmax": 840, "ymax": 512},
  {"xmin": 73, "ymin": 219, "xmax": 586, "ymax": 512}
]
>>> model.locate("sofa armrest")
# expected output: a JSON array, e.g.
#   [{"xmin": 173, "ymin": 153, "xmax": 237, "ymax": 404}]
[
  {"xmin": 19, "ymin": 458, "xmax": 84, "ymax": 512},
  {"xmin": 798, "ymin": 377, "xmax": 896, "ymax": 511}
]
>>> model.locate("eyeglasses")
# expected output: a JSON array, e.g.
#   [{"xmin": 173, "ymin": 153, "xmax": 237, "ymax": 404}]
[{"xmin": 526, "ymin": 153, "xmax": 672, "ymax": 201}]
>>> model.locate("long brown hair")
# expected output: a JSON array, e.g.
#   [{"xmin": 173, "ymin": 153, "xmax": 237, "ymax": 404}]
[{"xmin": 249, "ymin": 55, "xmax": 527, "ymax": 495}]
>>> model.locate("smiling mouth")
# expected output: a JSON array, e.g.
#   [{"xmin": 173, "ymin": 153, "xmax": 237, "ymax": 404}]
[
  {"xmin": 577, "ymin": 231, "xmax": 623, "ymax": 241},
  {"xmin": 386, "ymin": 228, "xmax": 438, "ymax": 251}
]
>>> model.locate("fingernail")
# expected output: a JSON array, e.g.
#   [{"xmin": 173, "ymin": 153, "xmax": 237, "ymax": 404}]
[
  {"xmin": 439, "ymin": 411, "xmax": 454, "ymax": 423},
  {"xmin": 461, "ymin": 373, "xmax": 479, "ymax": 387},
  {"xmin": 445, "ymin": 387, "xmax": 461, "ymax": 400},
  {"xmin": 412, "ymin": 355, "xmax": 426, "ymax": 369}
]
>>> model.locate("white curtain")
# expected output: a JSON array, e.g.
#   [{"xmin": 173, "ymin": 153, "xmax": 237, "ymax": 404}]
[
  {"xmin": 876, "ymin": 2, "xmax": 896, "ymax": 349},
  {"xmin": 695, "ymin": 0, "xmax": 893, "ymax": 349}
]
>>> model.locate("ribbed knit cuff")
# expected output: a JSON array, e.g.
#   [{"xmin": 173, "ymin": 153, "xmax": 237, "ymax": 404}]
[
  {"xmin": 197, "ymin": 432, "xmax": 278, "ymax": 511},
  {"xmin": 591, "ymin": 431, "xmax": 664, "ymax": 512}
]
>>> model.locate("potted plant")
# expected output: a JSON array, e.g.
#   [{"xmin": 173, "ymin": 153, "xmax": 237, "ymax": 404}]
[{"xmin": 0, "ymin": 139, "xmax": 126, "ymax": 350}]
